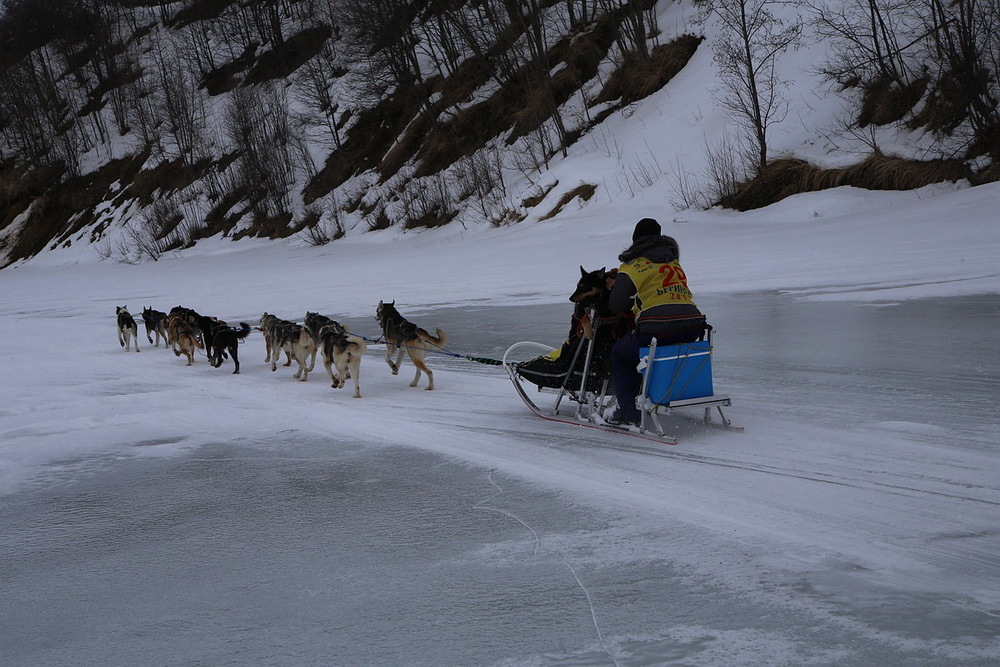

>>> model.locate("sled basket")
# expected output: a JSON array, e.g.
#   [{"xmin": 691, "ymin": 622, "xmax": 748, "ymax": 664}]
[{"xmin": 503, "ymin": 311, "xmax": 616, "ymax": 423}]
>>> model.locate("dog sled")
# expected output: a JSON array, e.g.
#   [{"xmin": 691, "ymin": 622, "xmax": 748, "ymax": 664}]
[{"xmin": 503, "ymin": 318, "xmax": 740, "ymax": 445}]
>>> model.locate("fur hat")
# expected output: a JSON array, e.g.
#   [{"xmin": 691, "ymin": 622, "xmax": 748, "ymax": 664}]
[{"xmin": 632, "ymin": 218, "xmax": 661, "ymax": 243}]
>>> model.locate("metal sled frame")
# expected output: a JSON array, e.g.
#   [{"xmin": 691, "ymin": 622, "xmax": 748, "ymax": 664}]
[
  {"xmin": 503, "ymin": 309, "xmax": 614, "ymax": 423},
  {"xmin": 503, "ymin": 324, "xmax": 615, "ymax": 424},
  {"xmin": 636, "ymin": 332, "xmax": 742, "ymax": 437}
]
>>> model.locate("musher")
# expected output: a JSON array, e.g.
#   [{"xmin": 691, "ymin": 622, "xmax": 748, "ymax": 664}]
[{"xmin": 603, "ymin": 218, "xmax": 708, "ymax": 427}]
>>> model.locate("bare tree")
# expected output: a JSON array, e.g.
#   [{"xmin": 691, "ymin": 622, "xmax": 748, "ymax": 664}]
[
  {"xmin": 291, "ymin": 22, "xmax": 347, "ymax": 150},
  {"xmin": 0, "ymin": 45, "xmax": 82, "ymax": 174},
  {"xmin": 922, "ymin": 0, "xmax": 1000, "ymax": 142},
  {"xmin": 151, "ymin": 36, "xmax": 208, "ymax": 166},
  {"xmin": 806, "ymin": 0, "xmax": 919, "ymax": 87},
  {"xmin": 337, "ymin": 0, "xmax": 425, "ymax": 103},
  {"xmin": 599, "ymin": 0, "xmax": 660, "ymax": 61},
  {"xmin": 225, "ymin": 83, "xmax": 297, "ymax": 219},
  {"xmin": 699, "ymin": 0, "xmax": 801, "ymax": 172}
]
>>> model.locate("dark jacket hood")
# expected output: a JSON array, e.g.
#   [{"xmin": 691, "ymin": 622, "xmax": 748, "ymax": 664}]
[{"xmin": 618, "ymin": 235, "xmax": 680, "ymax": 264}]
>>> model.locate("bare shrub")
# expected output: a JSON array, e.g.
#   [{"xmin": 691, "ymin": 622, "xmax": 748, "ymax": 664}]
[
  {"xmin": 666, "ymin": 157, "xmax": 709, "ymax": 210},
  {"xmin": 703, "ymin": 132, "xmax": 753, "ymax": 204},
  {"xmin": 401, "ymin": 173, "xmax": 459, "ymax": 229},
  {"xmin": 117, "ymin": 222, "xmax": 165, "ymax": 263},
  {"xmin": 298, "ymin": 194, "xmax": 346, "ymax": 246},
  {"xmin": 365, "ymin": 201, "xmax": 392, "ymax": 231},
  {"xmin": 616, "ymin": 146, "xmax": 664, "ymax": 197},
  {"xmin": 94, "ymin": 235, "xmax": 113, "ymax": 261},
  {"xmin": 454, "ymin": 148, "xmax": 507, "ymax": 214}
]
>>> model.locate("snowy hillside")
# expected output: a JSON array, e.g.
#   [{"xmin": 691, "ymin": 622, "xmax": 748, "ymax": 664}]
[{"xmin": 2, "ymin": 0, "xmax": 998, "ymax": 267}]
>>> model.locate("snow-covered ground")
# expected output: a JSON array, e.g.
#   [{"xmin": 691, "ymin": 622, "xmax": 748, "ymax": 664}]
[{"xmin": 1, "ymin": 180, "xmax": 998, "ymax": 664}]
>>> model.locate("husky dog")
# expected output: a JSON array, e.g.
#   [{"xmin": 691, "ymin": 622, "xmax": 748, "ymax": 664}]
[
  {"xmin": 259, "ymin": 312, "xmax": 291, "ymax": 366},
  {"xmin": 167, "ymin": 306, "xmax": 200, "ymax": 350},
  {"xmin": 304, "ymin": 311, "xmax": 341, "ymax": 372},
  {"xmin": 167, "ymin": 313, "xmax": 190, "ymax": 354},
  {"xmin": 192, "ymin": 313, "xmax": 227, "ymax": 361},
  {"xmin": 116, "ymin": 306, "xmax": 140, "ymax": 352},
  {"xmin": 271, "ymin": 320, "xmax": 316, "ymax": 381},
  {"xmin": 375, "ymin": 300, "xmax": 447, "ymax": 390},
  {"xmin": 141, "ymin": 307, "xmax": 169, "ymax": 347},
  {"xmin": 209, "ymin": 322, "xmax": 253, "ymax": 374},
  {"xmin": 174, "ymin": 328, "xmax": 204, "ymax": 366},
  {"xmin": 317, "ymin": 323, "xmax": 367, "ymax": 398}
]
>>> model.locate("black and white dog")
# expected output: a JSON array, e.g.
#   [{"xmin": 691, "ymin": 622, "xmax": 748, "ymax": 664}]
[{"xmin": 116, "ymin": 306, "xmax": 140, "ymax": 352}]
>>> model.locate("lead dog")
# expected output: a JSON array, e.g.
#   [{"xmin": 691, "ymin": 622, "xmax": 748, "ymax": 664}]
[
  {"xmin": 141, "ymin": 307, "xmax": 169, "ymax": 347},
  {"xmin": 116, "ymin": 306, "xmax": 140, "ymax": 352},
  {"xmin": 375, "ymin": 300, "xmax": 447, "ymax": 390}
]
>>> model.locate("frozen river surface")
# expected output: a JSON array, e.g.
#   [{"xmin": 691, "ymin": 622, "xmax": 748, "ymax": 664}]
[{"xmin": 1, "ymin": 293, "xmax": 999, "ymax": 665}]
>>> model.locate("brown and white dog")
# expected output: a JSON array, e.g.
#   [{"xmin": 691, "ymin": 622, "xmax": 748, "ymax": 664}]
[
  {"xmin": 375, "ymin": 300, "xmax": 447, "ymax": 390},
  {"xmin": 116, "ymin": 306, "xmax": 140, "ymax": 352},
  {"xmin": 167, "ymin": 306, "xmax": 199, "ymax": 352}
]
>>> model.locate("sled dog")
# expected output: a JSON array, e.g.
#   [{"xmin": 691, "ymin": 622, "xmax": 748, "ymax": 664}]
[
  {"xmin": 141, "ymin": 307, "xmax": 169, "ymax": 347},
  {"xmin": 167, "ymin": 306, "xmax": 200, "ymax": 351},
  {"xmin": 116, "ymin": 306, "xmax": 140, "ymax": 352},
  {"xmin": 210, "ymin": 322, "xmax": 253, "ymax": 374},
  {"xmin": 304, "ymin": 311, "xmax": 343, "ymax": 372},
  {"xmin": 375, "ymin": 300, "xmax": 447, "ymax": 390},
  {"xmin": 271, "ymin": 320, "xmax": 316, "ymax": 381},
  {"xmin": 514, "ymin": 266, "xmax": 632, "ymax": 394},
  {"xmin": 174, "ymin": 328, "xmax": 203, "ymax": 366},
  {"xmin": 318, "ymin": 323, "xmax": 367, "ymax": 398},
  {"xmin": 569, "ymin": 266, "xmax": 624, "ymax": 340},
  {"xmin": 259, "ymin": 312, "xmax": 292, "ymax": 366},
  {"xmin": 193, "ymin": 313, "xmax": 228, "ymax": 361}
]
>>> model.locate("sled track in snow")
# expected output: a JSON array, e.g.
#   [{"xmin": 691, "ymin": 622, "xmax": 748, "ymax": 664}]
[{"xmin": 440, "ymin": 420, "xmax": 1000, "ymax": 509}]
